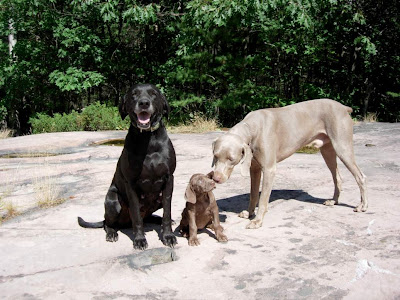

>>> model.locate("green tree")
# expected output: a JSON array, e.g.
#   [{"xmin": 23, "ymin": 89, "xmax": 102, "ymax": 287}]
[
  {"xmin": 0, "ymin": 0, "xmax": 181, "ymax": 133},
  {"xmin": 164, "ymin": 0, "xmax": 399, "ymax": 124},
  {"xmin": 0, "ymin": 0, "xmax": 399, "ymax": 134}
]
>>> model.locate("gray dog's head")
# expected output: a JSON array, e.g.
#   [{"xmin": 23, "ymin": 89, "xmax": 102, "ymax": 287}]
[
  {"xmin": 120, "ymin": 83, "xmax": 170, "ymax": 131},
  {"xmin": 212, "ymin": 133, "xmax": 252, "ymax": 184}
]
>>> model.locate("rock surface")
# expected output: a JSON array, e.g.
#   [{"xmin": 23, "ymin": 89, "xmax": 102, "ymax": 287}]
[{"xmin": 0, "ymin": 123, "xmax": 399, "ymax": 299}]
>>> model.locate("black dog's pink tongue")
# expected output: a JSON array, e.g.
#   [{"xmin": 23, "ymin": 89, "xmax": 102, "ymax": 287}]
[{"xmin": 138, "ymin": 112, "xmax": 151, "ymax": 124}]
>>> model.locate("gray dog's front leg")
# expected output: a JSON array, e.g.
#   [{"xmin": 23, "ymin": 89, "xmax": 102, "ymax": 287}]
[
  {"xmin": 161, "ymin": 175, "xmax": 177, "ymax": 247},
  {"xmin": 239, "ymin": 161, "xmax": 261, "ymax": 219},
  {"xmin": 247, "ymin": 168, "xmax": 275, "ymax": 229}
]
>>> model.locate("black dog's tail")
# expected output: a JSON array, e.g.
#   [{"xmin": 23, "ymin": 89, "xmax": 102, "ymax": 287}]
[{"xmin": 77, "ymin": 217, "xmax": 104, "ymax": 228}]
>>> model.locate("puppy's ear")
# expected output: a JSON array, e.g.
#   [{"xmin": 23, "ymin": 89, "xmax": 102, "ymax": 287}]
[
  {"xmin": 119, "ymin": 94, "xmax": 128, "ymax": 120},
  {"xmin": 206, "ymin": 171, "xmax": 214, "ymax": 179},
  {"xmin": 240, "ymin": 144, "xmax": 252, "ymax": 177},
  {"xmin": 184, "ymin": 184, "xmax": 196, "ymax": 204}
]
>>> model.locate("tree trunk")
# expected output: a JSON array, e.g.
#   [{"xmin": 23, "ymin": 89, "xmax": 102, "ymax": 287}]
[{"xmin": 8, "ymin": 19, "xmax": 17, "ymax": 57}]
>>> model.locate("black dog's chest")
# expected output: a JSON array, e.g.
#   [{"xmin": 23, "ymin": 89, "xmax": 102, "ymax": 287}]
[{"xmin": 137, "ymin": 151, "xmax": 169, "ymax": 193}]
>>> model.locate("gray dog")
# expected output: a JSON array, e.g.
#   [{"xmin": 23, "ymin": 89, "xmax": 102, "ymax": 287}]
[{"xmin": 212, "ymin": 99, "xmax": 368, "ymax": 229}]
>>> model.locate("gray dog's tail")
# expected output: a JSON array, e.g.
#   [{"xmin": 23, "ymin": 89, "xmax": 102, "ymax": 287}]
[
  {"xmin": 345, "ymin": 106, "xmax": 353, "ymax": 113},
  {"xmin": 77, "ymin": 217, "xmax": 104, "ymax": 228}
]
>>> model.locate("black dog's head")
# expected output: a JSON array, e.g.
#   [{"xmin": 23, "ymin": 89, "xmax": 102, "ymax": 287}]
[{"xmin": 120, "ymin": 84, "xmax": 170, "ymax": 131}]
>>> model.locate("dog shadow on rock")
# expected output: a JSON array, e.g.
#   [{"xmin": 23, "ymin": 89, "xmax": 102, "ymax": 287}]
[
  {"xmin": 216, "ymin": 189, "xmax": 354, "ymax": 214},
  {"xmin": 119, "ymin": 215, "xmax": 168, "ymax": 244},
  {"xmin": 120, "ymin": 212, "xmax": 227, "ymax": 244}
]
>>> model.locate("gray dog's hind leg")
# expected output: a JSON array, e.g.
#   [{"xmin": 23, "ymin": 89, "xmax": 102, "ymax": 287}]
[
  {"xmin": 329, "ymin": 122, "xmax": 368, "ymax": 212},
  {"xmin": 104, "ymin": 184, "xmax": 122, "ymax": 242},
  {"xmin": 338, "ymin": 153, "xmax": 368, "ymax": 212},
  {"xmin": 320, "ymin": 142, "xmax": 343, "ymax": 206}
]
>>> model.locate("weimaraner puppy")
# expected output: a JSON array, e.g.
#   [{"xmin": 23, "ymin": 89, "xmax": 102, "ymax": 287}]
[
  {"xmin": 179, "ymin": 172, "xmax": 228, "ymax": 246},
  {"xmin": 212, "ymin": 99, "xmax": 368, "ymax": 229}
]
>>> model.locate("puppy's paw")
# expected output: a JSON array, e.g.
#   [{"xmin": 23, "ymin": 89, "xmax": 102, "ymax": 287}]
[
  {"xmin": 180, "ymin": 231, "xmax": 189, "ymax": 238},
  {"xmin": 216, "ymin": 233, "xmax": 228, "ymax": 243},
  {"xmin": 188, "ymin": 237, "xmax": 200, "ymax": 246},
  {"xmin": 106, "ymin": 231, "xmax": 118, "ymax": 242},
  {"xmin": 246, "ymin": 219, "xmax": 262, "ymax": 229},
  {"xmin": 133, "ymin": 236, "xmax": 148, "ymax": 250},
  {"xmin": 179, "ymin": 225, "xmax": 189, "ymax": 237},
  {"xmin": 162, "ymin": 233, "xmax": 177, "ymax": 248},
  {"xmin": 239, "ymin": 210, "xmax": 250, "ymax": 219},
  {"xmin": 323, "ymin": 200, "xmax": 337, "ymax": 206}
]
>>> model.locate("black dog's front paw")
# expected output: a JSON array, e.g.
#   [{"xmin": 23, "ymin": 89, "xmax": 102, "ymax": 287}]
[
  {"xmin": 105, "ymin": 230, "xmax": 118, "ymax": 242},
  {"xmin": 162, "ymin": 233, "xmax": 177, "ymax": 248},
  {"xmin": 133, "ymin": 236, "xmax": 148, "ymax": 250}
]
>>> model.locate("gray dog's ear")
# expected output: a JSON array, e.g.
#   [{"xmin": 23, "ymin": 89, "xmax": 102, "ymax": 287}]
[
  {"xmin": 240, "ymin": 144, "xmax": 252, "ymax": 177},
  {"xmin": 119, "ymin": 94, "xmax": 128, "ymax": 120},
  {"xmin": 184, "ymin": 184, "xmax": 196, "ymax": 204},
  {"xmin": 211, "ymin": 156, "xmax": 216, "ymax": 168},
  {"xmin": 211, "ymin": 139, "xmax": 217, "ymax": 167}
]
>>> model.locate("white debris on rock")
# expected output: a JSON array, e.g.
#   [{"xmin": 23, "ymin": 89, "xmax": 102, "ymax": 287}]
[
  {"xmin": 352, "ymin": 259, "xmax": 396, "ymax": 283},
  {"xmin": 366, "ymin": 219, "xmax": 375, "ymax": 235}
]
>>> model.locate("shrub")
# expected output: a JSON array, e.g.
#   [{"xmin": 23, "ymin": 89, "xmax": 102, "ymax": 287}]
[
  {"xmin": 30, "ymin": 113, "xmax": 56, "ymax": 133},
  {"xmin": 167, "ymin": 113, "xmax": 220, "ymax": 133},
  {"xmin": 81, "ymin": 102, "xmax": 128, "ymax": 131},
  {"xmin": 30, "ymin": 102, "xmax": 129, "ymax": 133}
]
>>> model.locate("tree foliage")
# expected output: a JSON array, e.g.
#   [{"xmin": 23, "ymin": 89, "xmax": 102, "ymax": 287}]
[{"xmin": 0, "ymin": 0, "xmax": 399, "ymax": 133}]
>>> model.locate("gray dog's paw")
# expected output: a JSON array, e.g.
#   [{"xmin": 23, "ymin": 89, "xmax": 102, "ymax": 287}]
[
  {"xmin": 353, "ymin": 203, "xmax": 368, "ymax": 212},
  {"xmin": 239, "ymin": 210, "xmax": 250, "ymax": 219},
  {"xmin": 246, "ymin": 219, "xmax": 263, "ymax": 229},
  {"xmin": 162, "ymin": 233, "xmax": 177, "ymax": 248},
  {"xmin": 323, "ymin": 199, "xmax": 337, "ymax": 206}
]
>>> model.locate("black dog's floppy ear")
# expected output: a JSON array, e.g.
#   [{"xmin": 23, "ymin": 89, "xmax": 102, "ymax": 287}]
[
  {"xmin": 184, "ymin": 184, "xmax": 196, "ymax": 204},
  {"xmin": 160, "ymin": 92, "xmax": 170, "ymax": 118},
  {"xmin": 119, "ymin": 94, "xmax": 128, "ymax": 120}
]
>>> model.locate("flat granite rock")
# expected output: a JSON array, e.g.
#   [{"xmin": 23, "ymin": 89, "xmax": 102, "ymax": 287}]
[
  {"xmin": 0, "ymin": 123, "xmax": 399, "ymax": 299},
  {"xmin": 121, "ymin": 247, "xmax": 178, "ymax": 269}
]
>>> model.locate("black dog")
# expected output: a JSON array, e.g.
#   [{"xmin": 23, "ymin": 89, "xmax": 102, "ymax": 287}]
[{"xmin": 78, "ymin": 83, "xmax": 177, "ymax": 250}]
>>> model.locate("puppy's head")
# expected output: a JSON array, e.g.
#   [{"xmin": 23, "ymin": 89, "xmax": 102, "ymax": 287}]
[
  {"xmin": 184, "ymin": 172, "xmax": 216, "ymax": 204},
  {"xmin": 120, "ymin": 84, "xmax": 170, "ymax": 130},
  {"xmin": 211, "ymin": 133, "xmax": 252, "ymax": 184}
]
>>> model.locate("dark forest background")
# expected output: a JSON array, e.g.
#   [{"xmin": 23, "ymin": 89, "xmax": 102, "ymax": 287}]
[{"xmin": 1, "ymin": 0, "xmax": 399, "ymax": 134}]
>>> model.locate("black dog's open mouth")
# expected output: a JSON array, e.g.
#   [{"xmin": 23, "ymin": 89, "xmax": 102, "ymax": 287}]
[{"xmin": 136, "ymin": 112, "xmax": 151, "ymax": 129}]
